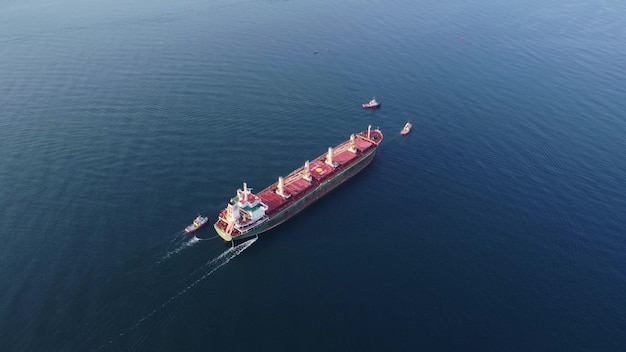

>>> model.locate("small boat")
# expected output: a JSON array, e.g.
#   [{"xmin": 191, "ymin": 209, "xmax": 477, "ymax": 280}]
[
  {"xmin": 185, "ymin": 215, "xmax": 209, "ymax": 233},
  {"xmin": 400, "ymin": 122, "xmax": 412, "ymax": 135},
  {"xmin": 362, "ymin": 97, "xmax": 381, "ymax": 109}
]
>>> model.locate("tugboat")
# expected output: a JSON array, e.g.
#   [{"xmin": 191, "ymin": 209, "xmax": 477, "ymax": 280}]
[
  {"xmin": 400, "ymin": 122, "xmax": 412, "ymax": 135},
  {"xmin": 185, "ymin": 215, "xmax": 209, "ymax": 234},
  {"xmin": 362, "ymin": 97, "xmax": 381, "ymax": 109}
]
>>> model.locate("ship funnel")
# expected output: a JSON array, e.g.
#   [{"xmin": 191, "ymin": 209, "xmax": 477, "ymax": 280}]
[
  {"xmin": 349, "ymin": 134, "xmax": 357, "ymax": 153},
  {"xmin": 276, "ymin": 176, "xmax": 286, "ymax": 197},
  {"xmin": 367, "ymin": 125, "xmax": 372, "ymax": 139},
  {"xmin": 303, "ymin": 160, "xmax": 312, "ymax": 181},
  {"xmin": 242, "ymin": 182, "xmax": 248, "ymax": 202},
  {"xmin": 325, "ymin": 147, "xmax": 334, "ymax": 166}
]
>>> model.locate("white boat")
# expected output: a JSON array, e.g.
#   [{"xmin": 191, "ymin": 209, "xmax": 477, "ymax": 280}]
[
  {"xmin": 400, "ymin": 122, "xmax": 412, "ymax": 135},
  {"xmin": 362, "ymin": 97, "xmax": 381, "ymax": 109},
  {"xmin": 185, "ymin": 215, "xmax": 209, "ymax": 233}
]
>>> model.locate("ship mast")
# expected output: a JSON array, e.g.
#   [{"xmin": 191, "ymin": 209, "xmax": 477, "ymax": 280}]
[
  {"xmin": 242, "ymin": 182, "xmax": 249, "ymax": 203},
  {"xmin": 302, "ymin": 160, "xmax": 312, "ymax": 181},
  {"xmin": 349, "ymin": 134, "xmax": 357, "ymax": 153},
  {"xmin": 325, "ymin": 147, "xmax": 334, "ymax": 166},
  {"xmin": 276, "ymin": 176, "xmax": 289, "ymax": 198}
]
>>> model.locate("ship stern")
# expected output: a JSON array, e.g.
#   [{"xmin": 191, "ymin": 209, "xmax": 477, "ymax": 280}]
[{"xmin": 214, "ymin": 223, "xmax": 233, "ymax": 242}]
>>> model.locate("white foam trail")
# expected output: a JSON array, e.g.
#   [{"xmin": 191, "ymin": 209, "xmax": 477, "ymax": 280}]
[
  {"xmin": 145, "ymin": 230, "xmax": 186, "ymax": 252},
  {"xmin": 169, "ymin": 231, "xmax": 185, "ymax": 243},
  {"xmin": 156, "ymin": 236, "xmax": 200, "ymax": 264},
  {"xmin": 93, "ymin": 237, "xmax": 257, "ymax": 351},
  {"xmin": 175, "ymin": 237, "xmax": 236, "ymax": 283}
]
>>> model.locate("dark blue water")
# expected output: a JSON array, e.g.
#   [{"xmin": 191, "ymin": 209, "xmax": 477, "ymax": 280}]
[{"xmin": 1, "ymin": 0, "xmax": 625, "ymax": 350}]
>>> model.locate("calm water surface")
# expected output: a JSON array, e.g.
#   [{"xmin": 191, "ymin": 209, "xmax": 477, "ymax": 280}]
[{"xmin": 1, "ymin": 0, "xmax": 625, "ymax": 350}]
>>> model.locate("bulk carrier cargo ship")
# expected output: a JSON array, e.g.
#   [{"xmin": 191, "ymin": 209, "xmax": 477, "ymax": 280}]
[{"xmin": 214, "ymin": 126, "xmax": 383, "ymax": 242}]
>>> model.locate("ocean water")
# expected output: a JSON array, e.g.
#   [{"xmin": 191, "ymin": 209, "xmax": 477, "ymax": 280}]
[{"xmin": 1, "ymin": 0, "xmax": 625, "ymax": 350}]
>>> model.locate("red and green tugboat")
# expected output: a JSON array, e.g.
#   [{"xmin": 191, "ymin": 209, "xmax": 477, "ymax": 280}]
[
  {"xmin": 185, "ymin": 215, "xmax": 209, "ymax": 234},
  {"xmin": 214, "ymin": 126, "xmax": 383, "ymax": 242}
]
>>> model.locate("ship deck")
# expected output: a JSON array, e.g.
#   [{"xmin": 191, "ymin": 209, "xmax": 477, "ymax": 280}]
[
  {"xmin": 215, "ymin": 128, "xmax": 383, "ymax": 239},
  {"xmin": 256, "ymin": 131, "xmax": 380, "ymax": 215}
]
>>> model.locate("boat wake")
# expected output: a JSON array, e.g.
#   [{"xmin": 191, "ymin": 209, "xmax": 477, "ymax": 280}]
[
  {"xmin": 155, "ymin": 234, "xmax": 221, "ymax": 265},
  {"xmin": 169, "ymin": 231, "xmax": 185, "ymax": 243},
  {"xmin": 94, "ymin": 237, "xmax": 257, "ymax": 351},
  {"xmin": 154, "ymin": 235, "xmax": 201, "ymax": 264},
  {"xmin": 144, "ymin": 230, "xmax": 186, "ymax": 252}
]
